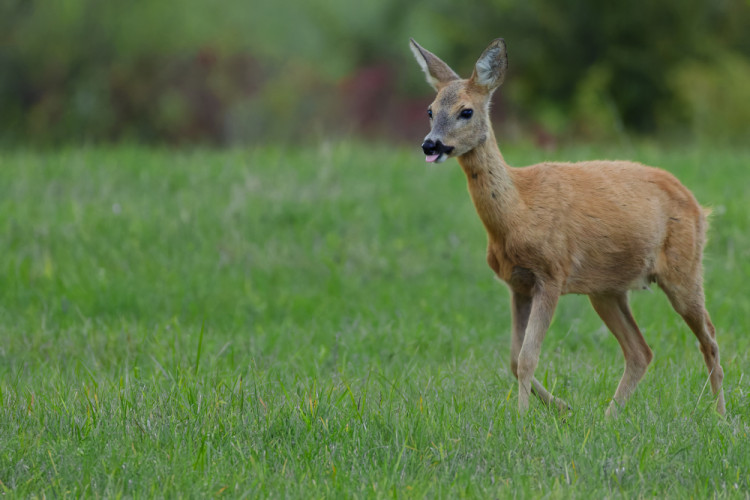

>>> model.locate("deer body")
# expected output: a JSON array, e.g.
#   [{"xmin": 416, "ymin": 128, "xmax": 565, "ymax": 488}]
[{"xmin": 410, "ymin": 37, "xmax": 725, "ymax": 416}]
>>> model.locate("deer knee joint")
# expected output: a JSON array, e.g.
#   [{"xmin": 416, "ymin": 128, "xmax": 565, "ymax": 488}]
[
  {"xmin": 516, "ymin": 350, "xmax": 538, "ymax": 380},
  {"xmin": 642, "ymin": 345, "xmax": 654, "ymax": 366},
  {"xmin": 700, "ymin": 341, "xmax": 719, "ymax": 360}
]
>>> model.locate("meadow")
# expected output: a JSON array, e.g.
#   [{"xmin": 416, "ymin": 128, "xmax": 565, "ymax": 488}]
[{"xmin": 1, "ymin": 143, "xmax": 749, "ymax": 497}]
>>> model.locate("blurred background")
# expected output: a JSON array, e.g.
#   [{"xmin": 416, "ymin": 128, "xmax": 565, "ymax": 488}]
[{"xmin": 2, "ymin": 0, "xmax": 750, "ymax": 148}]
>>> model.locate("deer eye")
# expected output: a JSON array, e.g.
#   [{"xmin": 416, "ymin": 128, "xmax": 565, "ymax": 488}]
[
  {"xmin": 427, "ymin": 109, "xmax": 433, "ymax": 119},
  {"xmin": 459, "ymin": 109, "xmax": 473, "ymax": 119}
]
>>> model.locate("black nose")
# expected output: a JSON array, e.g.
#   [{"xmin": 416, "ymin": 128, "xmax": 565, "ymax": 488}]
[
  {"xmin": 422, "ymin": 139, "xmax": 454, "ymax": 156},
  {"xmin": 422, "ymin": 139, "xmax": 437, "ymax": 155}
]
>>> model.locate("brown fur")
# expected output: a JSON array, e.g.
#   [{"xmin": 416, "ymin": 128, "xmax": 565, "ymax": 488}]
[{"xmin": 410, "ymin": 38, "xmax": 725, "ymax": 416}]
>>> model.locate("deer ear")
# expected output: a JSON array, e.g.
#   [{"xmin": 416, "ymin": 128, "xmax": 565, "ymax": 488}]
[
  {"xmin": 410, "ymin": 38, "xmax": 459, "ymax": 91},
  {"xmin": 469, "ymin": 38, "xmax": 508, "ymax": 92}
]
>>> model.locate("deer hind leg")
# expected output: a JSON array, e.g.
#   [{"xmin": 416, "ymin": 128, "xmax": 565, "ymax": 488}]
[
  {"xmin": 658, "ymin": 276, "xmax": 726, "ymax": 415},
  {"xmin": 589, "ymin": 293, "xmax": 653, "ymax": 417},
  {"xmin": 510, "ymin": 293, "xmax": 570, "ymax": 413}
]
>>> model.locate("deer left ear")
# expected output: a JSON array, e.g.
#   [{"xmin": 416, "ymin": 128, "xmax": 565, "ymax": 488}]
[{"xmin": 469, "ymin": 38, "xmax": 508, "ymax": 92}]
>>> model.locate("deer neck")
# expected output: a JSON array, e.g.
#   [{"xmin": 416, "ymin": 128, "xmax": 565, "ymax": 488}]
[{"xmin": 457, "ymin": 131, "xmax": 521, "ymax": 236}]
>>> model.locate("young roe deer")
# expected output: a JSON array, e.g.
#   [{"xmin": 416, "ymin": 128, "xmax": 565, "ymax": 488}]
[{"xmin": 410, "ymin": 37, "xmax": 725, "ymax": 417}]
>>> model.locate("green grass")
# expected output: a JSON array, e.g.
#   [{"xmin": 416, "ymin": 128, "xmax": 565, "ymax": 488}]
[{"xmin": 1, "ymin": 143, "xmax": 749, "ymax": 497}]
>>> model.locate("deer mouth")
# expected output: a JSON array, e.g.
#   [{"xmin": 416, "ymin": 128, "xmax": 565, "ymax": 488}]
[
  {"xmin": 426, "ymin": 153, "xmax": 451, "ymax": 163},
  {"xmin": 422, "ymin": 139, "xmax": 454, "ymax": 163}
]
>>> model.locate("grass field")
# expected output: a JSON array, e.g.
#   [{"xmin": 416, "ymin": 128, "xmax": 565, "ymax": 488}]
[{"xmin": 1, "ymin": 143, "xmax": 749, "ymax": 497}]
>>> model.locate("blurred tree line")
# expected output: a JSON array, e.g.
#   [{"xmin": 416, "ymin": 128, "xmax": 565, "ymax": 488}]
[{"xmin": 1, "ymin": 0, "xmax": 749, "ymax": 146}]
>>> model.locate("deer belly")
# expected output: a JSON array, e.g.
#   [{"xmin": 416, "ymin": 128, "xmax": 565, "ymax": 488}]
[{"xmin": 562, "ymin": 251, "xmax": 657, "ymax": 295}]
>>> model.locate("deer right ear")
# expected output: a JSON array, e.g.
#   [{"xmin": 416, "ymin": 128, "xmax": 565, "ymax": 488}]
[{"xmin": 409, "ymin": 38, "xmax": 459, "ymax": 91}]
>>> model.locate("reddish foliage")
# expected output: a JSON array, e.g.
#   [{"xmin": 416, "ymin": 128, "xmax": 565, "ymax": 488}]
[{"xmin": 340, "ymin": 63, "xmax": 433, "ymax": 143}]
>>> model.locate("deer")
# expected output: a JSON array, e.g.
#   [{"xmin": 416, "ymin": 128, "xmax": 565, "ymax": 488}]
[{"xmin": 409, "ymin": 37, "xmax": 726, "ymax": 417}]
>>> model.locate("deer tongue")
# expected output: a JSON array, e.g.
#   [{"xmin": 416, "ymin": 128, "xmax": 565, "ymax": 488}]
[{"xmin": 425, "ymin": 154, "xmax": 440, "ymax": 163}]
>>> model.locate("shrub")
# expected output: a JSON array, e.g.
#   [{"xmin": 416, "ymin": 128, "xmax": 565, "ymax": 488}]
[{"xmin": 666, "ymin": 53, "xmax": 750, "ymax": 144}]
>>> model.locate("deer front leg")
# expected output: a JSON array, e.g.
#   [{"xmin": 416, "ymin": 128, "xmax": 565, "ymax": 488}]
[
  {"xmin": 516, "ymin": 287, "xmax": 560, "ymax": 414},
  {"xmin": 511, "ymin": 292, "xmax": 570, "ymax": 413}
]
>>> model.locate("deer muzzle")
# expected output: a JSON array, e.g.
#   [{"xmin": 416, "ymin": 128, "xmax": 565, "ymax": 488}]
[{"xmin": 421, "ymin": 139, "xmax": 455, "ymax": 163}]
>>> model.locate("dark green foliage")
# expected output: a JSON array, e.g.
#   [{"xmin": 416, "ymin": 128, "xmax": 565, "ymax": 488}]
[{"xmin": 1, "ymin": 0, "xmax": 750, "ymax": 145}]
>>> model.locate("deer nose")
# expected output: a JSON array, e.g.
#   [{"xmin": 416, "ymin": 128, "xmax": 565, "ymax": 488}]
[
  {"xmin": 422, "ymin": 139, "xmax": 437, "ymax": 155},
  {"xmin": 422, "ymin": 139, "xmax": 454, "ymax": 156}
]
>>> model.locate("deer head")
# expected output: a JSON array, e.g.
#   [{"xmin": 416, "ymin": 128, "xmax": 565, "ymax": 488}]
[{"xmin": 410, "ymin": 38, "xmax": 508, "ymax": 163}]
